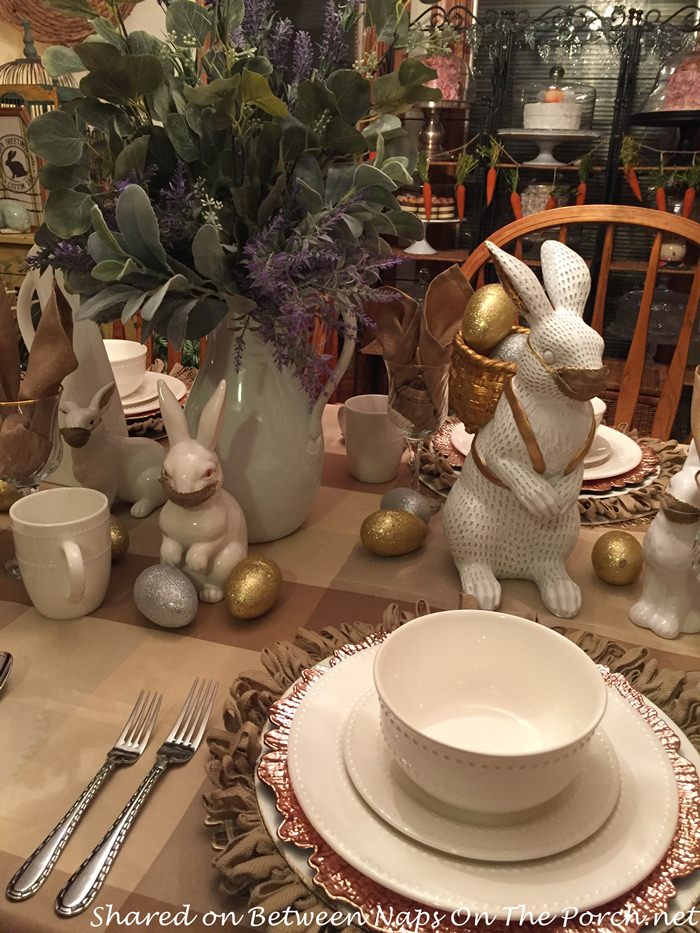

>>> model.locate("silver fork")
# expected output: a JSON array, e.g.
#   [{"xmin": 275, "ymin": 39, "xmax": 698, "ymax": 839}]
[
  {"xmin": 7, "ymin": 689, "xmax": 161, "ymax": 902},
  {"xmin": 55, "ymin": 678, "xmax": 218, "ymax": 918}
]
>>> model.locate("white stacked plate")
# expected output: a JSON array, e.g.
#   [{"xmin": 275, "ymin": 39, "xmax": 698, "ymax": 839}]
[{"xmin": 120, "ymin": 371, "xmax": 187, "ymax": 420}]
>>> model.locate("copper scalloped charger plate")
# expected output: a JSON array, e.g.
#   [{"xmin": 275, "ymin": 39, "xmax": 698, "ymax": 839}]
[
  {"xmin": 429, "ymin": 420, "xmax": 660, "ymax": 499},
  {"xmin": 257, "ymin": 635, "xmax": 700, "ymax": 933}
]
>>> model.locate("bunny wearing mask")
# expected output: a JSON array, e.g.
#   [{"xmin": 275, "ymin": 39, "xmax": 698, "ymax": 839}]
[{"xmin": 444, "ymin": 240, "xmax": 606, "ymax": 618}]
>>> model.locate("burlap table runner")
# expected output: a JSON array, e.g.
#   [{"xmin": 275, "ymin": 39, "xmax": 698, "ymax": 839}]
[
  {"xmin": 204, "ymin": 603, "xmax": 700, "ymax": 933},
  {"xmin": 419, "ymin": 433, "xmax": 687, "ymax": 527}
]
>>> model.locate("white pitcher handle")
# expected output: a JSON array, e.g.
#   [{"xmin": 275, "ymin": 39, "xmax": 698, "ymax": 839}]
[
  {"xmin": 62, "ymin": 541, "xmax": 86, "ymax": 601},
  {"xmin": 16, "ymin": 268, "xmax": 41, "ymax": 351},
  {"xmin": 309, "ymin": 308, "xmax": 357, "ymax": 442}
]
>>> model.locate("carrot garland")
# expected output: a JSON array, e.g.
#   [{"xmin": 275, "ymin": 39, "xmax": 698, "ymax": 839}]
[
  {"xmin": 655, "ymin": 186, "xmax": 666, "ymax": 211},
  {"xmin": 621, "ymin": 135, "xmax": 643, "ymax": 202},
  {"xmin": 682, "ymin": 185, "xmax": 696, "ymax": 218},
  {"xmin": 506, "ymin": 169, "xmax": 522, "ymax": 219},
  {"xmin": 681, "ymin": 163, "xmax": 700, "ymax": 217},
  {"xmin": 545, "ymin": 194, "xmax": 557, "ymax": 210},
  {"xmin": 416, "ymin": 153, "xmax": 432, "ymax": 222},
  {"xmin": 454, "ymin": 153, "xmax": 478, "ymax": 221},
  {"xmin": 576, "ymin": 153, "xmax": 593, "ymax": 206},
  {"xmin": 477, "ymin": 137, "xmax": 503, "ymax": 207}
]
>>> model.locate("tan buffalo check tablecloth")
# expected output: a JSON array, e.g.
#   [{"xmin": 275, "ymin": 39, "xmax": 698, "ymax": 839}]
[{"xmin": 0, "ymin": 406, "xmax": 699, "ymax": 933}]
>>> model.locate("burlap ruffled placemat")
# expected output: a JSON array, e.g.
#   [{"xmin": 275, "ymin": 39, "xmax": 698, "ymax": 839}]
[
  {"xmin": 420, "ymin": 433, "xmax": 687, "ymax": 527},
  {"xmin": 204, "ymin": 603, "xmax": 700, "ymax": 933}
]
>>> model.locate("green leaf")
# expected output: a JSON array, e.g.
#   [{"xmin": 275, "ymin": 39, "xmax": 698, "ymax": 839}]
[
  {"xmin": 327, "ymin": 70, "xmax": 371, "ymax": 124},
  {"xmin": 38, "ymin": 161, "xmax": 89, "ymax": 191},
  {"xmin": 79, "ymin": 55, "xmax": 164, "ymax": 104},
  {"xmin": 353, "ymin": 162, "xmax": 397, "ymax": 191},
  {"xmin": 166, "ymin": 297, "xmax": 199, "ymax": 348},
  {"xmin": 257, "ymin": 173, "xmax": 286, "ymax": 227},
  {"xmin": 115, "ymin": 183, "xmax": 168, "ymax": 271},
  {"xmin": 165, "ymin": 113, "xmax": 199, "ymax": 162},
  {"xmin": 342, "ymin": 214, "xmax": 363, "ymax": 237},
  {"xmin": 90, "ymin": 205, "xmax": 129, "ymax": 259},
  {"xmin": 92, "ymin": 259, "xmax": 132, "ymax": 282},
  {"xmin": 75, "ymin": 41, "xmax": 121, "ymax": 72},
  {"xmin": 114, "ymin": 135, "xmax": 149, "ymax": 180},
  {"xmin": 90, "ymin": 17, "xmax": 128, "ymax": 49},
  {"xmin": 325, "ymin": 163, "xmax": 355, "ymax": 205},
  {"xmin": 365, "ymin": 0, "xmax": 409, "ymax": 45},
  {"xmin": 42, "ymin": 45, "xmax": 84, "ymax": 77},
  {"xmin": 166, "ymin": 0, "xmax": 212, "ymax": 46},
  {"xmin": 191, "ymin": 224, "xmax": 224, "ymax": 283},
  {"xmin": 44, "ymin": 189, "xmax": 94, "ymax": 238},
  {"xmin": 240, "ymin": 69, "xmax": 287, "ymax": 117},
  {"xmin": 185, "ymin": 296, "xmax": 231, "ymax": 340},
  {"xmin": 125, "ymin": 54, "xmax": 165, "ymax": 96},
  {"xmin": 297, "ymin": 179, "xmax": 324, "ymax": 213},
  {"xmin": 280, "ymin": 117, "xmax": 307, "ymax": 163},
  {"xmin": 381, "ymin": 156, "xmax": 413, "ymax": 186},
  {"xmin": 75, "ymin": 285, "xmax": 142, "ymax": 322},
  {"xmin": 217, "ymin": 0, "xmax": 244, "ymax": 37},
  {"xmin": 363, "ymin": 185, "xmax": 401, "ymax": 211},
  {"xmin": 362, "ymin": 114, "xmax": 402, "ymax": 140},
  {"xmin": 387, "ymin": 209, "xmax": 424, "ymax": 242},
  {"xmin": 294, "ymin": 79, "xmax": 338, "ymax": 126},
  {"xmin": 398, "ymin": 58, "xmax": 437, "ymax": 88},
  {"xmin": 140, "ymin": 275, "xmax": 191, "ymax": 321},
  {"xmin": 75, "ymin": 99, "xmax": 123, "ymax": 132},
  {"xmin": 127, "ymin": 31, "xmax": 164, "ymax": 56},
  {"xmin": 326, "ymin": 117, "xmax": 366, "ymax": 155},
  {"xmin": 43, "ymin": 0, "xmax": 97, "ymax": 18},
  {"xmin": 183, "ymin": 75, "xmax": 240, "ymax": 107},
  {"xmin": 294, "ymin": 153, "xmax": 324, "ymax": 199},
  {"xmin": 373, "ymin": 71, "xmax": 440, "ymax": 114},
  {"xmin": 27, "ymin": 111, "xmax": 83, "ymax": 167},
  {"xmin": 121, "ymin": 291, "xmax": 146, "ymax": 325}
]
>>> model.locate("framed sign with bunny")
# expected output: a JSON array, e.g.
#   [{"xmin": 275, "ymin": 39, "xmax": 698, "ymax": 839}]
[
  {"xmin": 444, "ymin": 240, "xmax": 607, "ymax": 619},
  {"xmin": 0, "ymin": 107, "xmax": 41, "ymax": 230}
]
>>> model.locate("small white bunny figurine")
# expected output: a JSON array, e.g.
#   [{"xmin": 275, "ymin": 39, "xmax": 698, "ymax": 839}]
[
  {"xmin": 158, "ymin": 378, "xmax": 247, "ymax": 603},
  {"xmin": 444, "ymin": 240, "xmax": 606, "ymax": 618},
  {"xmin": 60, "ymin": 383, "xmax": 166, "ymax": 517},
  {"xmin": 629, "ymin": 373, "xmax": 700, "ymax": 639}
]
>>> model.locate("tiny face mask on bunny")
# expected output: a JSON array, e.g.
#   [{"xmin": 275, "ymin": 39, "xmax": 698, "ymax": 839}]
[
  {"xmin": 159, "ymin": 474, "xmax": 218, "ymax": 508},
  {"xmin": 527, "ymin": 338, "xmax": 608, "ymax": 401}
]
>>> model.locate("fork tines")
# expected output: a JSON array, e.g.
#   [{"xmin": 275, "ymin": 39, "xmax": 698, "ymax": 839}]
[
  {"xmin": 168, "ymin": 678, "xmax": 218, "ymax": 748},
  {"xmin": 117, "ymin": 690, "xmax": 162, "ymax": 752}
]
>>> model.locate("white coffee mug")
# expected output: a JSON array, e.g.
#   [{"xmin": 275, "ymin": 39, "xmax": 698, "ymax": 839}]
[
  {"xmin": 10, "ymin": 488, "xmax": 111, "ymax": 620},
  {"xmin": 338, "ymin": 395, "xmax": 405, "ymax": 484}
]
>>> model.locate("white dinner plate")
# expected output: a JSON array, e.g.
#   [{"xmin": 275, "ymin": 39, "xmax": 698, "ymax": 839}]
[
  {"xmin": 342, "ymin": 688, "xmax": 620, "ymax": 863},
  {"xmin": 287, "ymin": 645, "xmax": 679, "ymax": 917},
  {"xmin": 450, "ymin": 423, "xmax": 641, "ymax": 483},
  {"xmin": 584, "ymin": 434, "xmax": 612, "ymax": 468},
  {"xmin": 121, "ymin": 372, "xmax": 187, "ymax": 416}
]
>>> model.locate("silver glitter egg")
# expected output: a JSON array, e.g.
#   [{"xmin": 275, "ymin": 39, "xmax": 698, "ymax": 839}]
[
  {"xmin": 133, "ymin": 564, "xmax": 199, "ymax": 629},
  {"xmin": 380, "ymin": 488, "xmax": 434, "ymax": 524}
]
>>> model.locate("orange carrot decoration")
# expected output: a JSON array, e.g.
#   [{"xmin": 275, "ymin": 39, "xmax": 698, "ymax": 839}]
[
  {"xmin": 477, "ymin": 137, "xmax": 503, "ymax": 207},
  {"xmin": 655, "ymin": 186, "xmax": 666, "ymax": 211},
  {"xmin": 621, "ymin": 135, "xmax": 643, "ymax": 202},
  {"xmin": 454, "ymin": 153, "xmax": 477, "ymax": 221},
  {"xmin": 416, "ymin": 153, "xmax": 432, "ymax": 221},
  {"xmin": 506, "ymin": 169, "xmax": 522, "ymax": 218},
  {"xmin": 682, "ymin": 163, "xmax": 700, "ymax": 217},
  {"xmin": 576, "ymin": 153, "xmax": 593, "ymax": 205},
  {"xmin": 545, "ymin": 194, "xmax": 557, "ymax": 210}
]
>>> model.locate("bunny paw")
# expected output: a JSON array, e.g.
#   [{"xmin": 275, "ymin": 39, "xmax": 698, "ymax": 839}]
[
  {"xmin": 161, "ymin": 538, "xmax": 183, "ymax": 566},
  {"xmin": 459, "ymin": 565, "xmax": 501, "ymax": 611},
  {"xmin": 538, "ymin": 573, "xmax": 581, "ymax": 619},
  {"xmin": 648, "ymin": 611, "xmax": 680, "ymax": 640},
  {"xmin": 186, "ymin": 545, "xmax": 211, "ymax": 574},
  {"xmin": 200, "ymin": 584, "xmax": 224, "ymax": 603},
  {"xmin": 131, "ymin": 498, "xmax": 159, "ymax": 518}
]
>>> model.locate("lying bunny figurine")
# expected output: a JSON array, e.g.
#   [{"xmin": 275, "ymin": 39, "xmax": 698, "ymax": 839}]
[
  {"xmin": 60, "ymin": 382, "xmax": 166, "ymax": 517},
  {"xmin": 629, "ymin": 370, "xmax": 700, "ymax": 638},
  {"xmin": 444, "ymin": 240, "xmax": 607, "ymax": 618},
  {"xmin": 158, "ymin": 378, "xmax": 247, "ymax": 603}
]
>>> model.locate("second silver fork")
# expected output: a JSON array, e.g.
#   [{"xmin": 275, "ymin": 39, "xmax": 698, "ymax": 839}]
[{"xmin": 6, "ymin": 689, "xmax": 161, "ymax": 901}]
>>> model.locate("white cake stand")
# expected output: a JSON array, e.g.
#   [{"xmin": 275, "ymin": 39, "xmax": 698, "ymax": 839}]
[{"xmin": 498, "ymin": 128, "xmax": 600, "ymax": 166}]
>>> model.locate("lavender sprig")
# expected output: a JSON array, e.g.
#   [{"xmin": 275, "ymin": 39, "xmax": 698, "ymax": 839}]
[
  {"xmin": 318, "ymin": 0, "xmax": 347, "ymax": 73},
  {"xmin": 292, "ymin": 31, "xmax": 313, "ymax": 83},
  {"xmin": 266, "ymin": 17, "xmax": 294, "ymax": 71}
]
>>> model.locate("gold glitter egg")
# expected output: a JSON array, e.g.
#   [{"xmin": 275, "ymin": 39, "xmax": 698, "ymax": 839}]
[
  {"xmin": 109, "ymin": 515, "xmax": 130, "ymax": 562},
  {"xmin": 592, "ymin": 531, "xmax": 643, "ymax": 586},
  {"xmin": 0, "ymin": 480, "xmax": 20, "ymax": 513},
  {"xmin": 461, "ymin": 284, "xmax": 517, "ymax": 353},
  {"xmin": 225, "ymin": 557, "xmax": 283, "ymax": 620},
  {"xmin": 361, "ymin": 509, "xmax": 427, "ymax": 557}
]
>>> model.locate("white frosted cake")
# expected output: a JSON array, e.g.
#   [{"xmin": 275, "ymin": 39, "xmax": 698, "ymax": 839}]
[{"xmin": 524, "ymin": 100, "xmax": 582, "ymax": 130}]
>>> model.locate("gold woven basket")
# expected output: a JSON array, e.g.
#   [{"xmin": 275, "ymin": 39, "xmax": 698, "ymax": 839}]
[{"xmin": 449, "ymin": 326, "xmax": 529, "ymax": 433}]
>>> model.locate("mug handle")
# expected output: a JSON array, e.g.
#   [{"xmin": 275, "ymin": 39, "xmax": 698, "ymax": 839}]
[
  {"xmin": 337, "ymin": 405, "xmax": 346, "ymax": 438},
  {"xmin": 62, "ymin": 542, "xmax": 86, "ymax": 601}
]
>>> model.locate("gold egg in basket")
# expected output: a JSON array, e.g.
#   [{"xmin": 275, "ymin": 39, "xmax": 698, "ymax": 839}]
[
  {"xmin": 361, "ymin": 509, "xmax": 427, "ymax": 557},
  {"xmin": 461, "ymin": 284, "xmax": 517, "ymax": 353},
  {"xmin": 0, "ymin": 480, "xmax": 20, "ymax": 513},
  {"xmin": 592, "ymin": 531, "xmax": 643, "ymax": 586},
  {"xmin": 226, "ymin": 557, "xmax": 283, "ymax": 620}
]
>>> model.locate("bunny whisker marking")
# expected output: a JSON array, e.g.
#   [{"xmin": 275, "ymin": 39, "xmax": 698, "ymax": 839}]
[{"xmin": 445, "ymin": 240, "xmax": 607, "ymax": 619}]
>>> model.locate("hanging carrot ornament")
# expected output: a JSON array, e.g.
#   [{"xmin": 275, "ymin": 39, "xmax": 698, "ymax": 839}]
[
  {"xmin": 454, "ymin": 153, "xmax": 478, "ymax": 221},
  {"xmin": 681, "ymin": 162, "xmax": 700, "ymax": 218},
  {"xmin": 477, "ymin": 137, "xmax": 503, "ymax": 207},
  {"xmin": 621, "ymin": 135, "xmax": 643, "ymax": 202},
  {"xmin": 416, "ymin": 153, "xmax": 432, "ymax": 222},
  {"xmin": 506, "ymin": 169, "xmax": 522, "ymax": 219},
  {"xmin": 576, "ymin": 153, "xmax": 593, "ymax": 206}
]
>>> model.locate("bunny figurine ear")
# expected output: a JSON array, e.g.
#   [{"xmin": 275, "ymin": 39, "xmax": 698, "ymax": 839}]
[
  {"xmin": 540, "ymin": 240, "xmax": 591, "ymax": 318},
  {"xmin": 196, "ymin": 379, "xmax": 227, "ymax": 452},
  {"xmin": 486, "ymin": 241, "xmax": 554, "ymax": 323},
  {"xmin": 90, "ymin": 381, "xmax": 117, "ymax": 413},
  {"xmin": 158, "ymin": 378, "xmax": 190, "ymax": 446}
]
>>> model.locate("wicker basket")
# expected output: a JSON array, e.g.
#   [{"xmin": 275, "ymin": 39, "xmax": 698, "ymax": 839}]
[{"xmin": 450, "ymin": 326, "xmax": 529, "ymax": 433}]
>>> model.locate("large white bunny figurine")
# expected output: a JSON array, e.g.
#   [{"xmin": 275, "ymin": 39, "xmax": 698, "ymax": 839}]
[
  {"xmin": 629, "ymin": 369, "xmax": 700, "ymax": 638},
  {"xmin": 60, "ymin": 383, "xmax": 166, "ymax": 517},
  {"xmin": 444, "ymin": 240, "xmax": 606, "ymax": 618},
  {"xmin": 158, "ymin": 378, "xmax": 247, "ymax": 603}
]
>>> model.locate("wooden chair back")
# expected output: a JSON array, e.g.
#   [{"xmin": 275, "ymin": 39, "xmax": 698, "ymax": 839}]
[{"xmin": 461, "ymin": 205, "xmax": 700, "ymax": 439}]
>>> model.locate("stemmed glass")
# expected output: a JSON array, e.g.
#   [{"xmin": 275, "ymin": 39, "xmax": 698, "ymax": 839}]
[
  {"xmin": 0, "ymin": 391, "xmax": 63, "ymax": 578},
  {"xmin": 385, "ymin": 361, "xmax": 450, "ymax": 491}
]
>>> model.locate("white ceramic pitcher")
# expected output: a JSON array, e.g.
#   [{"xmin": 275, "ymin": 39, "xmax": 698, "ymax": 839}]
[
  {"xmin": 16, "ymin": 266, "xmax": 128, "ymax": 486},
  {"xmin": 185, "ymin": 311, "xmax": 356, "ymax": 542}
]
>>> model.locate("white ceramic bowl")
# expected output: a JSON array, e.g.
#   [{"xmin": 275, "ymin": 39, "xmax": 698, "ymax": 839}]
[
  {"xmin": 373, "ymin": 610, "xmax": 607, "ymax": 817},
  {"xmin": 104, "ymin": 339, "xmax": 147, "ymax": 398},
  {"xmin": 591, "ymin": 396, "xmax": 607, "ymax": 427}
]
